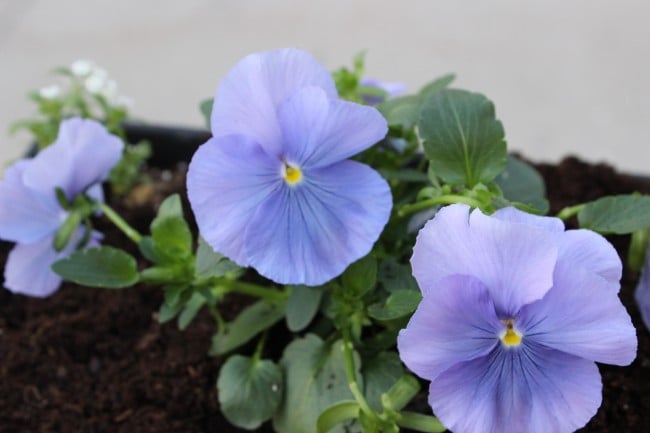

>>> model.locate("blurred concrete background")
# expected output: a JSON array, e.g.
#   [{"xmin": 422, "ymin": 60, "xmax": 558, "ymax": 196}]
[{"xmin": 1, "ymin": 0, "xmax": 649, "ymax": 173}]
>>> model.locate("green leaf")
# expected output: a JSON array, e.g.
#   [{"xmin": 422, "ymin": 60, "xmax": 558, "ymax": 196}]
[
  {"xmin": 286, "ymin": 285, "xmax": 324, "ymax": 332},
  {"xmin": 178, "ymin": 292, "xmax": 206, "ymax": 330},
  {"xmin": 195, "ymin": 237, "xmax": 241, "ymax": 279},
  {"xmin": 495, "ymin": 155, "xmax": 549, "ymax": 213},
  {"xmin": 578, "ymin": 195, "xmax": 650, "ymax": 234},
  {"xmin": 419, "ymin": 74, "xmax": 456, "ymax": 99},
  {"xmin": 150, "ymin": 194, "xmax": 193, "ymax": 263},
  {"xmin": 378, "ymin": 95, "xmax": 421, "ymax": 128},
  {"xmin": 361, "ymin": 351, "xmax": 405, "ymax": 411},
  {"xmin": 317, "ymin": 401, "xmax": 361, "ymax": 433},
  {"xmin": 396, "ymin": 412, "xmax": 446, "ymax": 433},
  {"xmin": 367, "ymin": 290, "xmax": 421, "ymax": 321},
  {"xmin": 273, "ymin": 335, "xmax": 360, "ymax": 433},
  {"xmin": 200, "ymin": 98, "xmax": 213, "ymax": 129},
  {"xmin": 52, "ymin": 246, "xmax": 139, "ymax": 288},
  {"xmin": 341, "ymin": 255, "xmax": 378, "ymax": 297},
  {"xmin": 418, "ymin": 88, "xmax": 507, "ymax": 187},
  {"xmin": 381, "ymin": 374, "xmax": 420, "ymax": 411},
  {"xmin": 217, "ymin": 355, "xmax": 283, "ymax": 430},
  {"xmin": 628, "ymin": 228, "xmax": 650, "ymax": 272},
  {"xmin": 378, "ymin": 259, "xmax": 419, "ymax": 293},
  {"xmin": 376, "ymin": 74, "xmax": 454, "ymax": 129},
  {"xmin": 210, "ymin": 299, "xmax": 286, "ymax": 356}
]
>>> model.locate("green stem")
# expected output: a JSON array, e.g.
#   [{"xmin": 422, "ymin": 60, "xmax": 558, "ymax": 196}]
[
  {"xmin": 218, "ymin": 279, "xmax": 288, "ymax": 302},
  {"xmin": 97, "ymin": 202, "xmax": 143, "ymax": 244},
  {"xmin": 207, "ymin": 302, "xmax": 226, "ymax": 331},
  {"xmin": 253, "ymin": 331, "xmax": 268, "ymax": 363},
  {"xmin": 556, "ymin": 203, "xmax": 586, "ymax": 221},
  {"xmin": 398, "ymin": 194, "xmax": 483, "ymax": 218},
  {"xmin": 341, "ymin": 327, "xmax": 375, "ymax": 419}
]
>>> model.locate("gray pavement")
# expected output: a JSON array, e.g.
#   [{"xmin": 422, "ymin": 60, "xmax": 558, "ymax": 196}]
[{"xmin": 1, "ymin": 0, "xmax": 649, "ymax": 174}]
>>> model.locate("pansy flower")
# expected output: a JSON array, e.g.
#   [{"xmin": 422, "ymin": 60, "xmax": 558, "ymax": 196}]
[
  {"xmin": 0, "ymin": 117, "xmax": 123, "ymax": 297},
  {"xmin": 398, "ymin": 204, "xmax": 637, "ymax": 433},
  {"xmin": 187, "ymin": 48, "xmax": 392, "ymax": 286}
]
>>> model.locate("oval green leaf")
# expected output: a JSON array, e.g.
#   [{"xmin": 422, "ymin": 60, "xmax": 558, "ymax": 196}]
[
  {"xmin": 52, "ymin": 246, "xmax": 139, "ymax": 288},
  {"xmin": 578, "ymin": 195, "xmax": 650, "ymax": 234},
  {"xmin": 418, "ymin": 88, "xmax": 506, "ymax": 187}
]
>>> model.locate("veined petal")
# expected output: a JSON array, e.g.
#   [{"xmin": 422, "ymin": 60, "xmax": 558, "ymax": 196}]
[
  {"xmin": 492, "ymin": 206, "xmax": 565, "ymax": 233},
  {"xmin": 278, "ymin": 86, "xmax": 387, "ymax": 168},
  {"xmin": 24, "ymin": 118, "xmax": 123, "ymax": 199},
  {"xmin": 0, "ymin": 160, "xmax": 65, "ymax": 243},
  {"xmin": 3, "ymin": 228, "xmax": 99, "ymax": 298},
  {"xmin": 244, "ymin": 160, "xmax": 391, "ymax": 285},
  {"xmin": 519, "ymin": 262, "xmax": 637, "ymax": 366},
  {"xmin": 211, "ymin": 48, "xmax": 337, "ymax": 157},
  {"xmin": 557, "ymin": 229, "xmax": 622, "ymax": 292},
  {"xmin": 397, "ymin": 275, "xmax": 500, "ymax": 382},
  {"xmin": 186, "ymin": 135, "xmax": 280, "ymax": 266},
  {"xmin": 429, "ymin": 345, "xmax": 602, "ymax": 433},
  {"xmin": 411, "ymin": 204, "xmax": 557, "ymax": 316}
]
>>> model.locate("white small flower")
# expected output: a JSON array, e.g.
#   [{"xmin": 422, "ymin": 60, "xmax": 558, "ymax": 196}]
[
  {"xmin": 38, "ymin": 85, "xmax": 61, "ymax": 99},
  {"xmin": 84, "ymin": 68, "xmax": 108, "ymax": 94},
  {"xmin": 71, "ymin": 59, "xmax": 94, "ymax": 77}
]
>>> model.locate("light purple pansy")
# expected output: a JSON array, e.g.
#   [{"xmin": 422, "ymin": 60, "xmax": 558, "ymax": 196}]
[
  {"xmin": 0, "ymin": 117, "xmax": 122, "ymax": 297},
  {"xmin": 398, "ymin": 204, "xmax": 637, "ymax": 433},
  {"xmin": 187, "ymin": 48, "xmax": 392, "ymax": 286},
  {"xmin": 634, "ymin": 245, "xmax": 650, "ymax": 331}
]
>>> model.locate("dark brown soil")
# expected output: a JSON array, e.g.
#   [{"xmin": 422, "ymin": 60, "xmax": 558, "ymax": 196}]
[{"xmin": 0, "ymin": 156, "xmax": 649, "ymax": 433}]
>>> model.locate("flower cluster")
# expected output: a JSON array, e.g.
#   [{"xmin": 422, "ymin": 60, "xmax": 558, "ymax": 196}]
[
  {"xmin": 0, "ymin": 117, "xmax": 123, "ymax": 296},
  {"xmin": 187, "ymin": 48, "xmax": 392, "ymax": 286},
  {"xmin": 398, "ymin": 204, "xmax": 637, "ymax": 433}
]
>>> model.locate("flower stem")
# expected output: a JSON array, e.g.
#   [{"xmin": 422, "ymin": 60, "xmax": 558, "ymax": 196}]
[
  {"xmin": 218, "ymin": 279, "xmax": 288, "ymax": 302},
  {"xmin": 97, "ymin": 202, "xmax": 143, "ymax": 244},
  {"xmin": 398, "ymin": 195, "xmax": 483, "ymax": 218},
  {"xmin": 556, "ymin": 203, "xmax": 586, "ymax": 221},
  {"xmin": 341, "ymin": 326, "xmax": 375, "ymax": 419}
]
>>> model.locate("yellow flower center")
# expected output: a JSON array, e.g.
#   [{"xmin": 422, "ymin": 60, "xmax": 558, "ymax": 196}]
[
  {"xmin": 500, "ymin": 319, "xmax": 522, "ymax": 347},
  {"xmin": 283, "ymin": 162, "xmax": 303, "ymax": 185}
]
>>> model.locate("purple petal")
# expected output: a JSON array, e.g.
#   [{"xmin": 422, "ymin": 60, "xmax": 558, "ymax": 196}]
[
  {"xmin": 244, "ymin": 160, "xmax": 391, "ymax": 285},
  {"xmin": 635, "ymin": 249, "xmax": 650, "ymax": 331},
  {"xmin": 186, "ymin": 135, "xmax": 281, "ymax": 266},
  {"xmin": 411, "ymin": 204, "xmax": 557, "ymax": 316},
  {"xmin": 278, "ymin": 86, "xmax": 387, "ymax": 168},
  {"xmin": 557, "ymin": 229, "xmax": 622, "ymax": 292},
  {"xmin": 0, "ymin": 160, "xmax": 65, "ymax": 243},
  {"xmin": 3, "ymin": 228, "xmax": 99, "ymax": 297},
  {"xmin": 210, "ymin": 48, "xmax": 337, "ymax": 157},
  {"xmin": 519, "ymin": 262, "xmax": 637, "ymax": 366},
  {"xmin": 429, "ymin": 345, "xmax": 602, "ymax": 433},
  {"xmin": 491, "ymin": 206, "xmax": 565, "ymax": 233},
  {"xmin": 24, "ymin": 118, "xmax": 123, "ymax": 198},
  {"xmin": 397, "ymin": 275, "xmax": 500, "ymax": 382}
]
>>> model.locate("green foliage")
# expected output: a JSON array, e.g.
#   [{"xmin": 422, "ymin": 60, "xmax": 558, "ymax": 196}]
[
  {"xmin": 361, "ymin": 352, "xmax": 406, "ymax": 411},
  {"xmin": 150, "ymin": 194, "xmax": 193, "ymax": 263},
  {"xmin": 217, "ymin": 355, "xmax": 283, "ymax": 430},
  {"xmin": 52, "ymin": 246, "xmax": 139, "ymax": 288},
  {"xmin": 200, "ymin": 98, "xmax": 213, "ymax": 129},
  {"xmin": 286, "ymin": 285, "xmax": 324, "ymax": 332},
  {"xmin": 195, "ymin": 237, "xmax": 241, "ymax": 279},
  {"xmin": 332, "ymin": 51, "xmax": 366, "ymax": 103},
  {"xmin": 109, "ymin": 141, "xmax": 152, "ymax": 195},
  {"xmin": 628, "ymin": 228, "xmax": 650, "ymax": 272},
  {"xmin": 342, "ymin": 255, "xmax": 378, "ymax": 297},
  {"xmin": 495, "ymin": 155, "xmax": 549, "ymax": 214},
  {"xmin": 367, "ymin": 290, "xmax": 422, "ymax": 321},
  {"xmin": 317, "ymin": 401, "xmax": 361, "ymax": 433},
  {"xmin": 578, "ymin": 195, "xmax": 650, "ymax": 234},
  {"xmin": 210, "ymin": 299, "xmax": 286, "ymax": 356},
  {"xmin": 378, "ymin": 74, "xmax": 455, "ymax": 129},
  {"xmin": 418, "ymin": 88, "xmax": 507, "ymax": 187},
  {"xmin": 273, "ymin": 335, "xmax": 360, "ymax": 433}
]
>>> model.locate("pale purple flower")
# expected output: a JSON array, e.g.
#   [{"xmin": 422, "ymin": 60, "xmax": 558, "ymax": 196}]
[
  {"xmin": 398, "ymin": 204, "xmax": 637, "ymax": 433},
  {"xmin": 0, "ymin": 117, "xmax": 123, "ymax": 297},
  {"xmin": 359, "ymin": 77, "xmax": 406, "ymax": 105},
  {"xmin": 187, "ymin": 48, "xmax": 392, "ymax": 286},
  {"xmin": 634, "ymin": 246, "xmax": 650, "ymax": 331}
]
